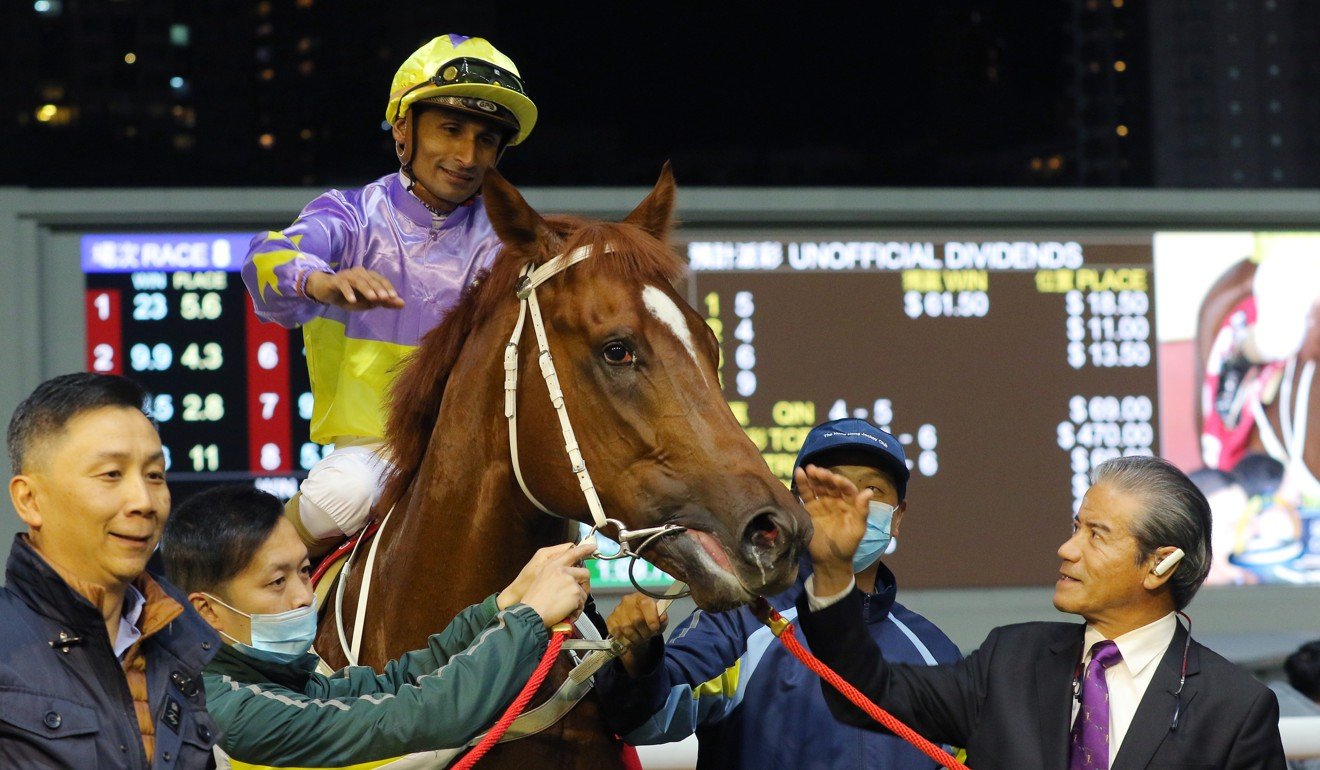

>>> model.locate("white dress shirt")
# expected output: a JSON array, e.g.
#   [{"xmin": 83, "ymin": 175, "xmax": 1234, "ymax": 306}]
[
  {"xmin": 805, "ymin": 574, "xmax": 855, "ymax": 610},
  {"xmin": 1071, "ymin": 612, "xmax": 1179, "ymax": 756}
]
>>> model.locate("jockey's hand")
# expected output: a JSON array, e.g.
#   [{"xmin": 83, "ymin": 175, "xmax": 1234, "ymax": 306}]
[
  {"xmin": 516, "ymin": 540, "xmax": 595, "ymax": 629},
  {"xmin": 305, "ymin": 268, "xmax": 405, "ymax": 310},
  {"xmin": 795, "ymin": 464, "xmax": 872, "ymax": 597},
  {"xmin": 608, "ymin": 593, "xmax": 668, "ymax": 678},
  {"xmin": 498, "ymin": 539, "xmax": 596, "ymax": 611}
]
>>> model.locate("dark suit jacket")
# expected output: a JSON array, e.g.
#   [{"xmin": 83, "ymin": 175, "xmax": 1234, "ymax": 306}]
[{"xmin": 797, "ymin": 591, "xmax": 1286, "ymax": 769}]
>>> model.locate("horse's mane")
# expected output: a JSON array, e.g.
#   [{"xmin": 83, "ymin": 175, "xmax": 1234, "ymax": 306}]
[{"xmin": 378, "ymin": 215, "xmax": 686, "ymax": 516}]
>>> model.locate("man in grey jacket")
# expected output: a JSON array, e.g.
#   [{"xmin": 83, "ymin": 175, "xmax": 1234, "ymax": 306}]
[{"xmin": 1, "ymin": 372, "xmax": 220, "ymax": 769}]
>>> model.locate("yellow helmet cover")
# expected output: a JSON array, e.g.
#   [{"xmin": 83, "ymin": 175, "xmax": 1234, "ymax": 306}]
[{"xmin": 386, "ymin": 34, "xmax": 537, "ymax": 146}]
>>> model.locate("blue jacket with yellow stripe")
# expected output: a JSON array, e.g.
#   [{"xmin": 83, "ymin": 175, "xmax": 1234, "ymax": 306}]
[{"xmin": 595, "ymin": 559, "xmax": 961, "ymax": 770}]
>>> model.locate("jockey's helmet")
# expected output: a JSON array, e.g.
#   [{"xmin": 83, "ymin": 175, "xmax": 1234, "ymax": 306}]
[{"xmin": 386, "ymin": 34, "xmax": 537, "ymax": 146}]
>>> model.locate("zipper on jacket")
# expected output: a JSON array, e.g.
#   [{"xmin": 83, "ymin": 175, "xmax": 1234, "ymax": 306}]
[{"xmin": 95, "ymin": 633, "xmax": 154, "ymax": 769}]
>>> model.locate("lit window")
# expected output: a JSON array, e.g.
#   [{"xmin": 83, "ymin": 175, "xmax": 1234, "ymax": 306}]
[{"xmin": 34, "ymin": 104, "xmax": 75, "ymax": 125}]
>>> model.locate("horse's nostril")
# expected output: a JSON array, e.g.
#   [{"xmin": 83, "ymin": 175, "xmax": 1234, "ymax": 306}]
[{"xmin": 744, "ymin": 511, "xmax": 781, "ymax": 551}]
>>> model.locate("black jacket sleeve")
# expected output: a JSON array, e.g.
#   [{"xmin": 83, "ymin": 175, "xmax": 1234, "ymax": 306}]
[{"xmin": 795, "ymin": 589, "xmax": 987, "ymax": 747}]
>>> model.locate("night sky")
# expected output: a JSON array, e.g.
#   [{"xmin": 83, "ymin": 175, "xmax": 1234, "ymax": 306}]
[{"xmin": 6, "ymin": 3, "xmax": 1086, "ymax": 188}]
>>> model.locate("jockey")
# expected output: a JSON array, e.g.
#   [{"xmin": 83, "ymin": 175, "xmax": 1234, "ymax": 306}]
[
  {"xmin": 163, "ymin": 485, "xmax": 593, "ymax": 769},
  {"xmin": 1210, "ymin": 234, "xmax": 1320, "ymax": 509},
  {"xmin": 1243, "ymin": 234, "xmax": 1320, "ymax": 366},
  {"xmin": 240, "ymin": 34, "xmax": 537, "ymax": 552}
]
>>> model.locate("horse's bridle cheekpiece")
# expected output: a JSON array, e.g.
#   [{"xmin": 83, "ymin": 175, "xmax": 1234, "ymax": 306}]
[{"xmin": 504, "ymin": 244, "xmax": 690, "ymax": 598}]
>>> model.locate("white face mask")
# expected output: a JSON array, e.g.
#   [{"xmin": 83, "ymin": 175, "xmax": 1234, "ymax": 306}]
[{"xmin": 204, "ymin": 592, "xmax": 318, "ymax": 663}]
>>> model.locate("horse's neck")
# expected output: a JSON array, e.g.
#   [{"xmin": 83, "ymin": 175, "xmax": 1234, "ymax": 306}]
[{"xmin": 369, "ymin": 309, "xmax": 566, "ymax": 658}]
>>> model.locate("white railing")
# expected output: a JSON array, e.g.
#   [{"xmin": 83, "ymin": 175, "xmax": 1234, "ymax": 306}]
[{"xmin": 1282, "ymin": 716, "xmax": 1320, "ymax": 760}]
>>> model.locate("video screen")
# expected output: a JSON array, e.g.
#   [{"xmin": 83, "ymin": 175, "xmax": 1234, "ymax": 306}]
[{"xmin": 1154, "ymin": 233, "xmax": 1320, "ymax": 585}]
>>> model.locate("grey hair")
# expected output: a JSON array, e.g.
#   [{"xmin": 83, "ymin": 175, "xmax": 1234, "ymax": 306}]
[{"xmin": 1090, "ymin": 455, "xmax": 1212, "ymax": 610}]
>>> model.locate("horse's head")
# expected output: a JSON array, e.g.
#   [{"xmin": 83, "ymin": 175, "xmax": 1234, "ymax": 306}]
[{"xmin": 483, "ymin": 166, "xmax": 812, "ymax": 609}]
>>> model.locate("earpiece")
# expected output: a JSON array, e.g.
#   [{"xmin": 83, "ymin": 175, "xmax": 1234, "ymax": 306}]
[{"xmin": 1152, "ymin": 548, "xmax": 1185, "ymax": 577}]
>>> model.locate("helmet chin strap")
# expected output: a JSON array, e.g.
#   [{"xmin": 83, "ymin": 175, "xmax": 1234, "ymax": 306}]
[
  {"xmin": 397, "ymin": 107, "xmax": 509, "ymax": 211},
  {"xmin": 397, "ymin": 108, "xmax": 447, "ymax": 209}
]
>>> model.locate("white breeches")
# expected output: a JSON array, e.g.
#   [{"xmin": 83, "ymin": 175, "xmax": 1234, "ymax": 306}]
[{"xmin": 299, "ymin": 443, "xmax": 393, "ymax": 540}]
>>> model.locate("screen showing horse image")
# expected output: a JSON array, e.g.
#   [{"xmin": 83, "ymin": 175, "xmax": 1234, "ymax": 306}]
[{"xmin": 1154, "ymin": 232, "xmax": 1320, "ymax": 585}]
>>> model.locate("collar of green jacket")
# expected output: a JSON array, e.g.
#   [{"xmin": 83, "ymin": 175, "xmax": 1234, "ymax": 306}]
[{"xmin": 207, "ymin": 642, "xmax": 320, "ymax": 689}]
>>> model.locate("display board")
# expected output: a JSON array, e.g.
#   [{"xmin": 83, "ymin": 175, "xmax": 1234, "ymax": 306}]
[
  {"xmin": 80, "ymin": 229, "xmax": 1318, "ymax": 589},
  {"xmin": 82, "ymin": 233, "xmax": 316, "ymax": 502},
  {"xmin": 690, "ymin": 236, "xmax": 1159, "ymax": 588}
]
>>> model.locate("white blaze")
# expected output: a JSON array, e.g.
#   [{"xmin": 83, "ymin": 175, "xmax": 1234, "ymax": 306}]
[{"xmin": 642, "ymin": 285, "xmax": 702, "ymax": 369}]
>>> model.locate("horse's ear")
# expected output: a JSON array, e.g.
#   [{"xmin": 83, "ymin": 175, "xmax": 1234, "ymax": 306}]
[
  {"xmin": 482, "ymin": 167, "xmax": 558, "ymax": 256},
  {"xmin": 623, "ymin": 161, "xmax": 677, "ymax": 240}
]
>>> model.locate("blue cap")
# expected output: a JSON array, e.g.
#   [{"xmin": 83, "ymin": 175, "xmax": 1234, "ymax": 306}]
[{"xmin": 793, "ymin": 418, "xmax": 910, "ymax": 500}]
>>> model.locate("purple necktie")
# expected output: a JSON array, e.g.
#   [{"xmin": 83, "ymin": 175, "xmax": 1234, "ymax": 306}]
[{"xmin": 1070, "ymin": 640, "xmax": 1124, "ymax": 770}]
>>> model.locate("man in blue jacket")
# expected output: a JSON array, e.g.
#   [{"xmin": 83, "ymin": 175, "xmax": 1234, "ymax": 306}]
[
  {"xmin": 595, "ymin": 418, "xmax": 961, "ymax": 769},
  {"xmin": 1, "ymin": 373, "xmax": 220, "ymax": 769}
]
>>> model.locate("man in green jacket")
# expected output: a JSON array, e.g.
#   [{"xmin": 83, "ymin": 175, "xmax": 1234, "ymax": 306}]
[{"xmin": 162, "ymin": 484, "xmax": 593, "ymax": 769}]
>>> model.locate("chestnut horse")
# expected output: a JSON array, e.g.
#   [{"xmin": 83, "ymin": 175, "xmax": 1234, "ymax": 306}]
[
  {"xmin": 314, "ymin": 166, "xmax": 811, "ymax": 768},
  {"xmin": 1196, "ymin": 258, "xmax": 1320, "ymax": 498}
]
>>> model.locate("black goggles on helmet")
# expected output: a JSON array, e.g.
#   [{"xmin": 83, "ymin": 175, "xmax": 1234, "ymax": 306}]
[{"xmin": 431, "ymin": 57, "xmax": 527, "ymax": 96}]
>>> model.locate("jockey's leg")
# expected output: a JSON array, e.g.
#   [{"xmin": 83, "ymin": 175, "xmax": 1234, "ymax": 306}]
[{"xmin": 298, "ymin": 444, "xmax": 392, "ymax": 541}]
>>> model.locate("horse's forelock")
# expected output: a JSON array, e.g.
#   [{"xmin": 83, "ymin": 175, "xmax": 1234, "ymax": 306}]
[{"xmin": 549, "ymin": 217, "xmax": 685, "ymax": 286}]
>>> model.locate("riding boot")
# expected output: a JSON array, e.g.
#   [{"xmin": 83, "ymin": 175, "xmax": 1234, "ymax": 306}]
[{"xmin": 285, "ymin": 492, "xmax": 342, "ymax": 561}]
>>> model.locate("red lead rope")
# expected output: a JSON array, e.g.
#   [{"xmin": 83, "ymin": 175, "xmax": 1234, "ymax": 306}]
[
  {"xmin": 759, "ymin": 601, "xmax": 970, "ymax": 770},
  {"xmin": 452, "ymin": 628, "xmax": 568, "ymax": 770},
  {"xmin": 456, "ymin": 607, "xmax": 969, "ymax": 770}
]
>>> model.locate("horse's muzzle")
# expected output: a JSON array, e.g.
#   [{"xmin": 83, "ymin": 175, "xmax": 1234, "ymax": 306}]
[{"xmin": 738, "ymin": 507, "xmax": 809, "ymax": 593}]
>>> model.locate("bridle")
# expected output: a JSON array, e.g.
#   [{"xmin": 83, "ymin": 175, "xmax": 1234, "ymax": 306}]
[
  {"xmin": 334, "ymin": 241, "xmax": 692, "ymax": 668},
  {"xmin": 502, "ymin": 243, "xmax": 689, "ymax": 598}
]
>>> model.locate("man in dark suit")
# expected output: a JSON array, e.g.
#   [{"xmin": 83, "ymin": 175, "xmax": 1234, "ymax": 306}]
[{"xmin": 794, "ymin": 455, "xmax": 1286, "ymax": 770}]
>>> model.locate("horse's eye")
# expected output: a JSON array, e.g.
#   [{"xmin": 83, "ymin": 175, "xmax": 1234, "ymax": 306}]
[{"xmin": 602, "ymin": 342, "xmax": 635, "ymax": 365}]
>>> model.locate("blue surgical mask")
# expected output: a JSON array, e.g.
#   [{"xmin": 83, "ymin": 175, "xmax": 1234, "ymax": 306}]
[
  {"xmin": 853, "ymin": 500, "xmax": 897, "ymax": 572},
  {"xmin": 205, "ymin": 593, "xmax": 318, "ymax": 664}
]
